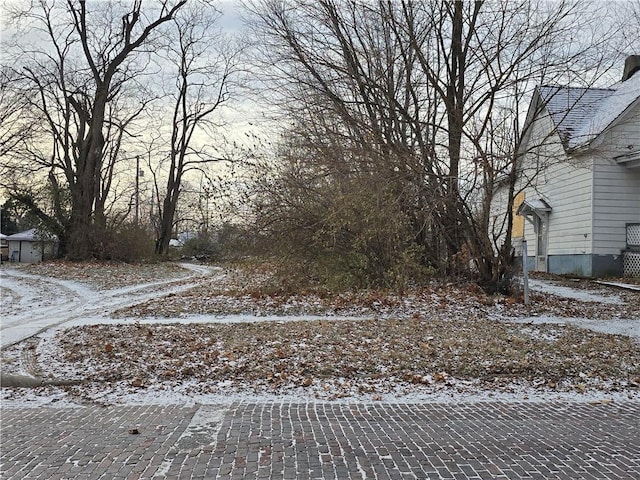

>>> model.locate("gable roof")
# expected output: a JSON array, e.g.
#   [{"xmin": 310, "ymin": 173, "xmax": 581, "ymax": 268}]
[
  {"xmin": 6, "ymin": 229, "xmax": 57, "ymax": 242},
  {"xmin": 6, "ymin": 229, "xmax": 39, "ymax": 241},
  {"xmin": 537, "ymin": 86, "xmax": 613, "ymax": 148},
  {"xmin": 535, "ymin": 72, "xmax": 640, "ymax": 151},
  {"xmin": 574, "ymin": 74, "xmax": 640, "ymax": 147}
]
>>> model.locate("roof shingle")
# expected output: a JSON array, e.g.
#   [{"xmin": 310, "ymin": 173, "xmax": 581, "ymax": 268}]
[{"xmin": 538, "ymin": 72, "xmax": 640, "ymax": 150}]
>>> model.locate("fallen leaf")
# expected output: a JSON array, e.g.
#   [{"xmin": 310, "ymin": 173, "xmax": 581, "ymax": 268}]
[{"xmin": 434, "ymin": 372, "xmax": 448, "ymax": 382}]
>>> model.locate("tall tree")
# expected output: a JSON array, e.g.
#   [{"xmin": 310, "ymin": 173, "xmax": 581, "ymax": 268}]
[
  {"xmin": 0, "ymin": 0, "xmax": 187, "ymax": 259},
  {"xmin": 154, "ymin": 2, "xmax": 240, "ymax": 255},
  {"xmin": 244, "ymin": 0, "xmax": 618, "ymax": 291},
  {"xmin": 396, "ymin": 0, "xmax": 611, "ymax": 286}
]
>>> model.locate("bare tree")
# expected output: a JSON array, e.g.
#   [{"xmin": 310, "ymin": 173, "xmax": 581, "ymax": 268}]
[
  {"xmin": 153, "ymin": 2, "xmax": 241, "ymax": 255},
  {"xmin": 0, "ymin": 68, "xmax": 34, "ymax": 158},
  {"xmin": 611, "ymin": 0, "xmax": 640, "ymax": 54},
  {"xmin": 244, "ymin": 0, "xmax": 619, "ymax": 291},
  {"xmin": 395, "ymin": 0, "xmax": 618, "ymax": 288},
  {"xmin": 0, "ymin": 0, "xmax": 187, "ymax": 259}
]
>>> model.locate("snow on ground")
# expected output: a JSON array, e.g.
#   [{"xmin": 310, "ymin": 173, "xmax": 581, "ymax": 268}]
[
  {"xmin": 1, "ymin": 262, "xmax": 639, "ymax": 407},
  {"xmin": 2, "ymin": 379, "xmax": 634, "ymax": 409},
  {"xmin": 0, "ymin": 263, "xmax": 216, "ymax": 348},
  {"xmin": 3, "ymin": 318, "xmax": 638, "ymax": 408},
  {"xmin": 595, "ymin": 280, "xmax": 640, "ymax": 291},
  {"xmin": 510, "ymin": 315, "xmax": 640, "ymax": 340},
  {"xmin": 527, "ymin": 278, "xmax": 624, "ymax": 304}
]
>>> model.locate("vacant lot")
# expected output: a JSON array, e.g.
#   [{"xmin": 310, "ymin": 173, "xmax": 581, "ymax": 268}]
[{"xmin": 1, "ymin": 261, "xmax": 638, "ymax": 404}]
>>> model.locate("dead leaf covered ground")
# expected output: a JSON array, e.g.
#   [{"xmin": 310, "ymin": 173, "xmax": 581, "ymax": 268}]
[
  {"xmin": 2, "ymin": 261, "xmax": 639, "ymax": 403},
  {"xmin": 21, "ymin": 260, "xmax": 190, "ymax": 289},
  {"xmin": 110, "ymin": 267, "xmax": 640, "ymax": 321},
  {"xmin": 49, "ymin": 318, "xmax": 639, "ymax": 401}
]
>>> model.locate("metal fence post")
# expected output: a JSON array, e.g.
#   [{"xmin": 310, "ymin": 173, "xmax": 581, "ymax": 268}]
[{"xmin": 523, "ymin": 239, "xmax": 529, "ymax": 305}]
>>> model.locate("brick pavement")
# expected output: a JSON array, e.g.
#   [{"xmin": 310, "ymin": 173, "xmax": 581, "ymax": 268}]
[{"xmin": 1, "ymin": 401, "xmax": 639, "ymax": 479}]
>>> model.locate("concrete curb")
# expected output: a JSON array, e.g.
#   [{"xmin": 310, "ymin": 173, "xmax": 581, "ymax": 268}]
[{"xmin": 0, "ymin": 372, "xmax": 82, "ymax": 388}]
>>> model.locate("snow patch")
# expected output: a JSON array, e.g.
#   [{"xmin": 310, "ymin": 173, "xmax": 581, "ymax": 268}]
[
  {"xmin": 528, "ymin": 279, "xmax": 624, "ymax": 304},
  {"xmin": 511, "ymin": 315, "xmax": 640, "ymax": 340}
]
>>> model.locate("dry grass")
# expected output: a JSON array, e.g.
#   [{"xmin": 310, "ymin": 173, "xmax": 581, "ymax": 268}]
[{"xmin": 21, "ymin": 260, "xmax": 190, "ymax": 289}]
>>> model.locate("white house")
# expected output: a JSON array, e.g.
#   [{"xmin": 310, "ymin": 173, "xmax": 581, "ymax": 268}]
[
  {"xmin": 6, "ymin": 229, "xmax": 59, "ymax": 263},
  {"xmin": 514, "ymin": 56, "xmax": 640, "ymax": 277}
]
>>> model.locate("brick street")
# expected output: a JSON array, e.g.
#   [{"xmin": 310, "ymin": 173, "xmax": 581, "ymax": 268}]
[{"xmin": 1, "ymin": 401, "xmax": 639, "ymax": 479}]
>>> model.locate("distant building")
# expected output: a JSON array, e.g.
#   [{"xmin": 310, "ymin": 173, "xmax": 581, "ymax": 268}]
[
  {"xmin": 0, "ymin": 233, "xmax": 8, "ymax": 262},
  {"xmin": 6, "ymin": 229, "xmax": 59, "ymax": 263}
]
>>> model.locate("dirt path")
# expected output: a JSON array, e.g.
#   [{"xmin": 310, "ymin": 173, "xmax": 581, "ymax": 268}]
[{"xmin": 0, "ymin": 263, "xmax": 215, "ymax": 349}]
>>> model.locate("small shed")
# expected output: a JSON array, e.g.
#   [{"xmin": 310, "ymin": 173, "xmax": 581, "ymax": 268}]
[{"xmin": 6, "ymin": 229, "xmax": 59, "ymax": 263}]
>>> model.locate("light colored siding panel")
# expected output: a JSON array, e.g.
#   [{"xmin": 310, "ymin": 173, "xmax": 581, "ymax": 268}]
[
  {"xmin": 592, "ymin": 102, "xmax": 640, "ymax": 255},
  {"xmin": 511, "ymin": 93, "xmax": 639, "ymax": 273},
  {"xmin": 543, "ymin": 159, "xmax": 593, "ymax": 255},
  {"xmin": 593, "ymin": 159, "xmax": 640, "ymax": 254},
  {"xmin": 592, "ymin": 103, "xmax": 640, "ymax": 157}
]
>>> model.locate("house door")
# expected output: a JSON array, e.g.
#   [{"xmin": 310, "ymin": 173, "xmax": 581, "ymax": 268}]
[{"xmin": 536, "ymin": 215, "xmax": 548, "ymax": 272}]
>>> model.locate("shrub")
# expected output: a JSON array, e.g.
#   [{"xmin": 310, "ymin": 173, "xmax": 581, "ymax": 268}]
[
  {"xmin": 181, "ymin": 232, "xmax": 219, "ymax": 258},
  {"xmin": 95, "ymin": 223, "xmax": 156, "ymax": 262},
  {"xmin": 254, "ymin": 173, "xmax": 429, "ymax": 291}
]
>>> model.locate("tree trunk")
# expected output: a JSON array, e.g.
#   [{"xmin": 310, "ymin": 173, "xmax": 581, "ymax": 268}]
[
  {"xmin": 443, "ymin": 0, "xmax": 467, "ymax": 270},
  {"xmin": 156, "ymin": 170, "xmax": 181, "ymax": 255},
  {"xmin": 156, "ymin": 200, "xmax": 173, "ymax": 255},
  {"xmin": 68, "ymin": 195, "xmax": 94, "ymax": 260},
  {"xmin": 67, "ymin": 87, "xmax": 107, "ymax": 259}
]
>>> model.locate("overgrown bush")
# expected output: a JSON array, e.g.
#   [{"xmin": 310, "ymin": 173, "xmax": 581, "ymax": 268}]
[
  {"xmin": 253, "ymin": 167, "xmax": 430, "ymax": 291},
  {"xmin": 311, "ymin": 186, "xmax": 429, "ymax": 289},
  {"xmin": 181, "ymin": 232, "xmax": 219, "ymax": 258},
  {"xmin": 93, "ymin": 223, "xmax": 156, "ymax": 262}
]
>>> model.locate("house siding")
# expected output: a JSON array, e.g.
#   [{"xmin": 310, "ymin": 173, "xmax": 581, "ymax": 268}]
[
  {"xmin": 591, "ymin": 99, "xmax": 640, "ymax": 157},
  {"xmin": 544, "ymin": 158, "xmax": 593, "ymax": 256},
  {"xmin": 592, "ymin": 161, "xmax": 640, "ymax": 254},
  {"xmin": 518, "ymin": 114, "xmax": 594, "ymax": 259},
  {"xmin": 536, "ymin": 154, "xmax": 638, "ymax": 276},
  {"xmin": 508, "ymin": 79, "xmax": 640, "ymax": 278},
  {"xmin": 591, "ymin": 106, "xmax": 640, "ymax": 258},
  {"xmin": 516, "ymin": 107, "xmax": 597, "ymax": 275}
]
